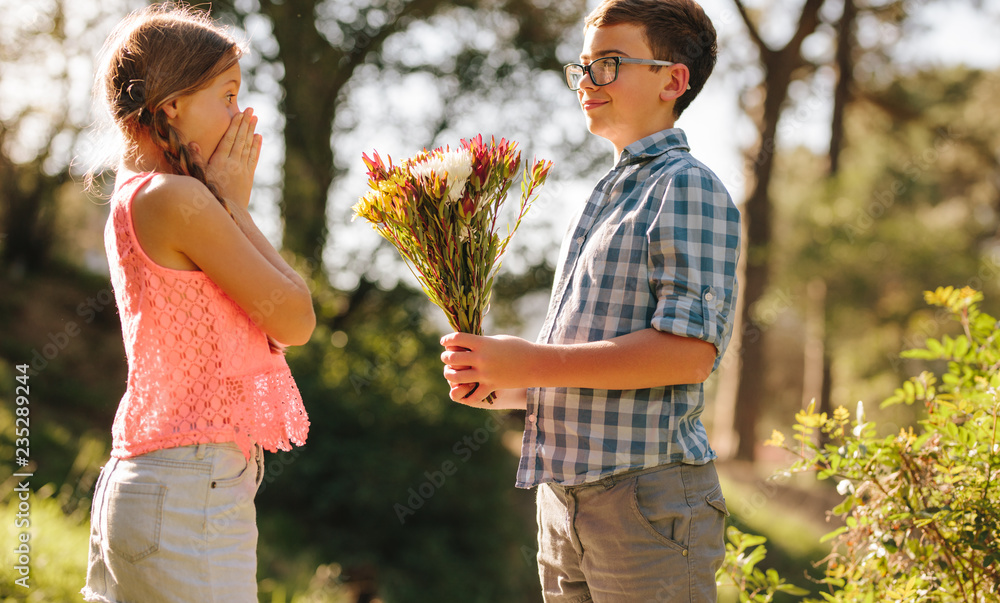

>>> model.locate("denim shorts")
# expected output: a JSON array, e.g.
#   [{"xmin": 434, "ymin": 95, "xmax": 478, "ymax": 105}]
[
  {"xmin": 536, "ymin": 461, "xmax": 729, "ymax": 603},
  {"xmin": 82, "ymin": 442, "xmax": 265, "ymax": 603}
]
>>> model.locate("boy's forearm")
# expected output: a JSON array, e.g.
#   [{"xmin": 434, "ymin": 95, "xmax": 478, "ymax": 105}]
[
  {"xmin": 489, "ymin": 388, "xmax": 528, "ymax": 409},
  {"xmin": 528, "ymin": 328, "xmax": 716, "ymax": 390}
]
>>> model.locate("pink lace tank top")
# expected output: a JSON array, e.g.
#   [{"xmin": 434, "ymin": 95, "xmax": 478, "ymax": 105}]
[{"xmin": 105, "ymin": 172, "xmax": 309, "ymax": 459}]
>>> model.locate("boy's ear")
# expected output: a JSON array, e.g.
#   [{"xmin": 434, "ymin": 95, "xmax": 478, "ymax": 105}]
[{"xmin": 659, "ymin": 64, "xmax": 691, "ymax": 103}]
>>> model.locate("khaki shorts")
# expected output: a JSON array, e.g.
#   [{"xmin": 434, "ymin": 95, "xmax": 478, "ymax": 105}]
[
  {"xmin": 536, "ymin": 461, "xmax": 728, "ymax": 603},
  {"xmin": 82, "ymin": 442, "xmax": 264, "ymax": 603}
]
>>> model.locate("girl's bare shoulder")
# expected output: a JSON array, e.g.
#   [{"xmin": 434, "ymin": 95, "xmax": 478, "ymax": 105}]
[{"xmin": 133, "ymin": 173, "xmax": 227, "ymax": 225}]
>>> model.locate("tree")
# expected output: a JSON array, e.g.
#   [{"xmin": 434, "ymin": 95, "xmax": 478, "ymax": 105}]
[
  {"xmin": 0, "ymin": 123, "xmax": 66, "ymax": 271},
  {"xmin": 0, "ymin": 0, "xmax": 123, "ymax": 272},
  {"xmin": 719, "ymin": 0, "xmax": 992, "ymax": 460},
  {"xmin": 724, "ymin": 0, "xmax": 828, "ymax": 460},
  {"xmin": 214, "ymin": 0, "xmax": 587, "ymax": 279},
  {"xmin": 777, "ymin": 66, "xmax": 1000, "ymax": 410}
]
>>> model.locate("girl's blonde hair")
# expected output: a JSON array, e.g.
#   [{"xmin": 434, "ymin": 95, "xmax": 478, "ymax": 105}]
[{"xmin": 92, "ymin": 2, "xmax": 242, "ymax": 206}]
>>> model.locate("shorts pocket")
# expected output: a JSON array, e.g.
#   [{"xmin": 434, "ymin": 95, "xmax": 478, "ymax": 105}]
[
  {"xmin": 630, "ymin": 468, "xmax": 689, "ymax": 553},
  {"xmin": 106, "ymin": 481, "xmax": 166, "ymax": 563},
  {"xmin": 209, "ymin": 449, "xmax": 251, "ymax": 490},
  {"xmin": 706, "ymin": 484, "xmax": 729, "ymax": 517}
]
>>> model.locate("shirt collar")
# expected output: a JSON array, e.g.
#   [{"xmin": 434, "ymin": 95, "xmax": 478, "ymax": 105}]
[{"xmin": 618, "ymin": 128, "xmax": 690, "ymax": 167}]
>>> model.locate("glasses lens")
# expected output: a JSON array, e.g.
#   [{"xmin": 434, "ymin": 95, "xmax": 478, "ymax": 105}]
[
  {"xmin": 591, "ymin": 57, "xmax": 619, "ymax": 86},
  {"xmin": 564, "ymin": 64, "xmax": 584, "ymax": 89}
]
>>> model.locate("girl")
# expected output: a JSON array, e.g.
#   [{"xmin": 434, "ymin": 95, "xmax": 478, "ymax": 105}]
[{"xmin": 82, "ymin": 4, "xmax": 314, "ymax": 601}]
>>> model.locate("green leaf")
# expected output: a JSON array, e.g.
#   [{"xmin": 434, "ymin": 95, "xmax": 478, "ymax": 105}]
[
  {"xmin": 740, "ymin": 534, "xmax": 768, "ymax": 548},
  {"xmin": 777, "ymin": 585, "xmax": 811, "ymax": 596},
  {"xmin": 820, "ymin": 526, "xmax": 849, "ymax": 543}
]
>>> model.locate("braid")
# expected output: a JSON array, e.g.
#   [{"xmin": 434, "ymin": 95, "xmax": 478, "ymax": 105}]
[{"xmin": 150, "ymin": 108, "xmax": 232, "ymax": 216}]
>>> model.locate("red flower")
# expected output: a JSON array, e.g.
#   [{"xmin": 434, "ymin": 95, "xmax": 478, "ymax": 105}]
[{"xmin": 362, "ymin": 151, "xmax": 389, "ymax": 181}]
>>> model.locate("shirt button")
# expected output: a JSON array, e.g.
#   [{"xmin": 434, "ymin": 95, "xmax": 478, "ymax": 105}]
[
  {"xmin": 527, "ymin": 414, "xmax": 537, "ymax": 424},
  {"xmin": 575, "ymin": 236, "xmax": 585, "ymax": 245},
  {"xmin": 704, "ymin": 291, "xmax": 714, "ymax": 302}
]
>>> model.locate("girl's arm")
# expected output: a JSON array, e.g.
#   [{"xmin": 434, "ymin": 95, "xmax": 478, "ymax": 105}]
[
  {"xmin": 133, "ymin": 110, "xmax": 314, "ymax": 346},
  {"xmin": 227, "ymin": 202, "xmax": 311, "ymax": 304},
  {"xmin": 135, "ymin": 175, "xmax": 315, "ymax": 345},
  {"xmin": 195, "ymin": 109, "xmax": 310, "ymax": 299}
]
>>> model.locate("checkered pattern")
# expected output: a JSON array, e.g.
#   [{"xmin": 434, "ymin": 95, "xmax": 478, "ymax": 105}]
[{"xmin": 516, "ymin": 129, "xmax": 741, "ymax": 488}]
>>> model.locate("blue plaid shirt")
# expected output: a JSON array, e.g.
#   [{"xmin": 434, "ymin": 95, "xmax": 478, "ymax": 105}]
[{"xmin": 516, "ymin": 128, "xmax": 741, "ymax": 488}]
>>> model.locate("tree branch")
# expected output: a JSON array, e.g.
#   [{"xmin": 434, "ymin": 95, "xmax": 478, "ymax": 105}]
[
  {"xmin": 785, "ymin": 0, "xmax": 826, "ymax": 57},
  {"xmin": 732, "ymin": 0, "xmax": 770, "ymax": 55},
  {"xmin": 829, "ymin": 0, "xmax": 856, "ymax": 175}
]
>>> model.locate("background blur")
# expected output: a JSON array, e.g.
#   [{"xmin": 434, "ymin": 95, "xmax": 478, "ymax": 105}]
[{"xmin": 2, "ymin": 0, "xmax": 999, "ymax": 601}]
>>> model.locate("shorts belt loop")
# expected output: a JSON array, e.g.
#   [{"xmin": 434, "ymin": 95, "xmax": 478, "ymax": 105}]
[
  {"xmin": 600, "ymin": 475, "xmax": 616, "ymax": 489},
  {"xmin": 195, "ymin": 443, "xmax": 207, "ymax": 460}
]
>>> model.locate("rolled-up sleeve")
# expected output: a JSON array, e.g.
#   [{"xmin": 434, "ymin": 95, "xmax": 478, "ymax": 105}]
[{"xmin": 646, "ymin": 164, "xmax": 741, "ymax": 367}]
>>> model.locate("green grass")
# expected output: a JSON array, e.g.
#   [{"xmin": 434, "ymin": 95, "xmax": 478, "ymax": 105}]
[{"xmin": 0, "ymin": 493, "xmax": 90, "ymax": 602}]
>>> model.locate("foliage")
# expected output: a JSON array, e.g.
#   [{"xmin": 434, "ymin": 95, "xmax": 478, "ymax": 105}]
[
  {"xmin": 716, "ymin": 526, "xmax": 810, "ymax": 603},
  {"xmin": 0, "ymin": 1, "xmax": 130, "ymax": 270},
  {"xmin": 772, "ymin": 68, "xmax": 1000, "ymax": 409},
  {"xmin": 767, "ymin": 286, "xmax": 1000, "ymax": 602},
  {"xmin": 353, "ymin": 136, "xmax": 551, "ymax": 335},
  {"xmin": 255, "ymin": 279, "xmax": 540, "ymax": 602},
  {"xmin": 0, "ymin": 263, "xmax": 542, "ymax": 602}
]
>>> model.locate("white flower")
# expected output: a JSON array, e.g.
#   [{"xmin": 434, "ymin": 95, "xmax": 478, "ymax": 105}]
[
  {"xmin": 409, "ymin": 148, "xmax": 473, "ymax": 204},
  {"xmin": 853, "ymin": 400, "xmax": 867, "ymax": 437},
  {"xmin": 837, "ymin": 479, "xmax": 854, "ymax": 496}
]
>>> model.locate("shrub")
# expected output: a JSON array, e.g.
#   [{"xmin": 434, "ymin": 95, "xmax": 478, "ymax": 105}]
[
  {"xmin": 763, "ymin": 286, "xmax": 1000, "ymax": 602},
  {"xmin": 716, "ymin": 527, "xmax": 810, "ymax": 602}
]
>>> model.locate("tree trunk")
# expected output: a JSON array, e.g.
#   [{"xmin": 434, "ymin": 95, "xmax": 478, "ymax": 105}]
[
  {"xmin": 730, "ymin": 0, "xmax": 826, "ymax": 461},
  {"xmin": 829, "ymin": 0, "xmax": 856, "ymax": 175},
  {"xmin": 0, "ymin": 137, "xmax": 64, "ymax": 272},
  {"xmin": 809, "ymin": 0, "xmax": 856, "ymax": 446},
  {"xmin": 804, "ymin": 279, "xmax": 833, "ymax": 450},
  {"xmin": 259, "ymin": 0, "xmax": 340, "ymax": 278}
]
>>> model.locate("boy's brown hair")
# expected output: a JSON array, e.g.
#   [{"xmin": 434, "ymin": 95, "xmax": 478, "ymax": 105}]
[{"xmin": 585, "ymin": 0, "xmax": 717, "ymax": 117}]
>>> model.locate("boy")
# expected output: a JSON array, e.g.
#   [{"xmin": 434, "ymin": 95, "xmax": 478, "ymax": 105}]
[{"xmin": 440, "ymin": 0, "xmax": 739, "ymax": 601}]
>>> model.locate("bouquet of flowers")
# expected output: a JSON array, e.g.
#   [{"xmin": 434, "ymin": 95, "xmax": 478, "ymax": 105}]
[{"xmin": 353, "ymin": 135, "xmax": 551, "ymax": 391}]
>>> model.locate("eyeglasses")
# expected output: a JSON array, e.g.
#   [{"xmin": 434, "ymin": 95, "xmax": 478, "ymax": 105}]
[{"xmin": 563, "ymin": 56, "xmax": 686, "ymax": 91}]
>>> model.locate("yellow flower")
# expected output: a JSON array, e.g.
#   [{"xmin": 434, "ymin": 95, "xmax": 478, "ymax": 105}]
[{"xmin": 764, "ymin": 429, "xmax": 786, "ymax": 448}]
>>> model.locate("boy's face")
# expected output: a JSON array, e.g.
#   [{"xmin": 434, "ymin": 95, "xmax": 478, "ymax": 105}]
[{"xmin": 577, "ymin": 23, "xmax": 680, "ymax": 155}]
